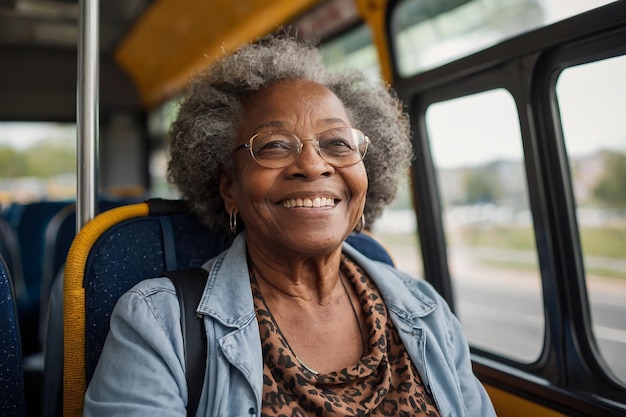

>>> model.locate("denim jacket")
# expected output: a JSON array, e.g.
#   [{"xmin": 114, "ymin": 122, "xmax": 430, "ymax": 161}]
[{"xmin": 84, "ymin": 233, "xmax": 496, "ymax": 417}]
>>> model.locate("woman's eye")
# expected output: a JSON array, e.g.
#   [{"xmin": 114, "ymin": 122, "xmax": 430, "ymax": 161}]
[
  {"xmin": 254, "ymin": 135, "xmax": 296, "ymax": 157},
  {"xmin": 260, "ymin": 140, "xmax": 290, "ymax": 150},
  {"xmin": 322, "ymin": 137, "xmax": 355, "ymax": 154},
  {"xmin": 329, "ymin": 138, "xmax": 350, "ymax": 147}
]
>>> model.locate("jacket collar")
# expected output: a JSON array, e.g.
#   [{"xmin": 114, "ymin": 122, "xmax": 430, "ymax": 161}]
[{"xmin": 197, "ymin": 232, "xmax": 255, "ymax": 328}]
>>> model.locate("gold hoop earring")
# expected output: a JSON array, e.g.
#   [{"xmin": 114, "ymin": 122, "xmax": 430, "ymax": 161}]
[
  {"xmin": 355, "ymin": 213, "xmax": 365, "ymax": 233},
  {"xmin": 229, "ymin": 208, "xmax": 238, "ymax": 234}
]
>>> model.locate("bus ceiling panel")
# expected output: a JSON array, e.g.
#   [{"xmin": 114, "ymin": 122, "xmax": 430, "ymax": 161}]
[
  {"xmin": 114, "ymin": 0, "xmax": 324, "ymax": 108},
  {"xmin": 0, "ymin": 89, "xmax": 75, "ymax": 122},
  {"xmin": 0, "ymin": 0, "xmax": 153, "ymax": 53},
  {"xmin": 0, "ymin": 0, "xmax": 152, "ymax": 120},
  {"xmin": 0, "ymin": 47, "xmax": 142, "ymax": 122},
  {"xmin": 291, "ymin": 0, "xmax": 361, "ymax": 43}
]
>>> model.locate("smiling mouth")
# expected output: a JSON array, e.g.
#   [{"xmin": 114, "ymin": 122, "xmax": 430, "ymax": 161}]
[{"xmin": 282, "ymin": 197, "xmax": 336, "ymax": 208}]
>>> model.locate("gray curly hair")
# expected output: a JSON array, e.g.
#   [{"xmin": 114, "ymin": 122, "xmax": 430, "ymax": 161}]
[{"xmin": 168, "ymin": 34, "xmax": 413, "ymax": 233}]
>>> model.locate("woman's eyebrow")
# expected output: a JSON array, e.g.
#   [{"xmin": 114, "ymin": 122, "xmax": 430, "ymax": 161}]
[
  {"xmin": 253, "ymin": 120, "xmax": 285, "ymax": 132},
  {"xmin": 321, "ymin": 118, "xmax": 348, "ymax": 126},
  {"xmin": 253, "ymin": 118, "xmax": 348, "ymax": 133}
]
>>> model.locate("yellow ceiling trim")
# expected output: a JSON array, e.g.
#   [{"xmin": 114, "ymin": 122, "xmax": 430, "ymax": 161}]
[
  {"xmin": 115, "ymin": 0, "xmax": 322, "ymax": 108},
  {"xmin": 355, "ymin": 0, "xmax": 392, "ymax": 83}
]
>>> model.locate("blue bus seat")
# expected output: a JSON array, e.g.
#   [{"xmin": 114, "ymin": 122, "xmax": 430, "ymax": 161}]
[
  {"xmin": 345, "ymin": 230, "xmax": 395, "ymax": 266},
  {"xmin": 0, "ymin": 217, "xmax": 23, "ymax": 296},
  {"xmin": 62, "ymin": 198, "xmax": 395, "ymax": 416},
  {"xmin": 6, "ymin": 201, "xmax": 70, "ymax": 356},
  {"xmin": 0, "ymin": 254, "xmax": 26, "ymax": 417}
]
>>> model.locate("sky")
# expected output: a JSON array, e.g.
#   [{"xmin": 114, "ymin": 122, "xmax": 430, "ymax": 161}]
[{"xmin": 0, "ymin": 123, "xmax": 75, "ymax": 150}]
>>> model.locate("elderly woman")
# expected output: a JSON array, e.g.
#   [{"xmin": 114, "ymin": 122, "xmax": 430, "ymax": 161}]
[{"xmin": 84, "ymin": 35, "xmax": 497, "ymax": 416}]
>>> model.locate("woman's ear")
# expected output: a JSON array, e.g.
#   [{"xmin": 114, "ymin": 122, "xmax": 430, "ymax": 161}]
[{"xmin": 219, "ymin": 172, "xmax": 237, "ymax": 211}]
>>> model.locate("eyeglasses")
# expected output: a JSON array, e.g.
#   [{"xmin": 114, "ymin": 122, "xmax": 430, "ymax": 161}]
[{"xmin": 233, "ymin": 127, "xmax": 370, "ymax": 169}]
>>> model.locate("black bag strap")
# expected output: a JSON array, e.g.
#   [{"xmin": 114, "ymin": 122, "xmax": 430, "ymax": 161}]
[{"xmin": 163, "ymin": 268, "xmax": 209, "ymax": 417}]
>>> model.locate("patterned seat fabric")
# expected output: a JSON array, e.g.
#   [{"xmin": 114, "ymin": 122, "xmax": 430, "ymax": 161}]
[{"xmin": 0, "ymin": 254, "xmax": 26, "ymax": 417}]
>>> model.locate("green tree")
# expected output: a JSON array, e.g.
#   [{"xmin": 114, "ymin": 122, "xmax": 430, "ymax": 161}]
[
  {"xmin": 25, "ymin": 143, "xmax": 75, "ymax": 178},
  {"xmin": 464, "ymin": 167, "xmax": 501, "ymax": 204},
  {"xmin": 592, "ymin": 151, "xmax": 626, "ymax": 207},
  {"xmin": 0, "ymin": 147, "xmax": 28, "ymax": 177}
]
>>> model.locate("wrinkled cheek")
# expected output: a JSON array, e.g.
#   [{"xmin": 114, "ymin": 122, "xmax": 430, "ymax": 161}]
[{"xmin": 247, "ymin": 200, "xmax": 276, "ymax": 228}]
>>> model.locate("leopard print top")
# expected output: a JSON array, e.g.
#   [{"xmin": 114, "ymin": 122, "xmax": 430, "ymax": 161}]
[{"xmin": 251, "ymin": 256, "xmax": 441, "ymax": 416}]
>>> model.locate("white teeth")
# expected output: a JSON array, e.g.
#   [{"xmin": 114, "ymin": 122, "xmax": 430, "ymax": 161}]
[{"xmin": 282, "ymin": 197, "xmax": 335, "ymax": 208}]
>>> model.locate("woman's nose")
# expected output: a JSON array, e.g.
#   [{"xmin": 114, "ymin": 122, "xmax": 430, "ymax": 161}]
[{"xmin": 288, "ymin": 140, "xmax": 333, "ymax": 177}]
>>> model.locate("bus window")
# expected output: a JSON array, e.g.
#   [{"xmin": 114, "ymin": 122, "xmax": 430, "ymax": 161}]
[
  {"xmin": 0, "ymin": 122, "xmax": 76, "ymax": 206},
  {"xmin": 391, "ymin": 0, "xmax": 618, "ymax": 78},
  {"xmin": 556, "ymin": 54, "xmax": 626, "ymax": 384},
  {"xmin": 425, "ymin": 89, "xmax": 544, "ymax": 362},
  {"xmin": 147, "ymin": 99, "xmax": 181, "ymax": 199},
  {"xmin": 372, "ymin": 174, "xmax": 422, "ymax": 278},
  {"xmin": 319, "ymin": 23, "xmax": 381, "ymax": 80}
]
